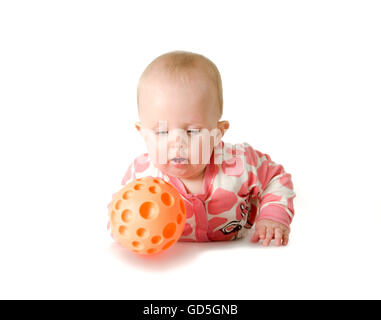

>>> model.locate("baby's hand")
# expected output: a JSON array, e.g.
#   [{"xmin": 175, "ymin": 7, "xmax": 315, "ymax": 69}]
[{"xmin": 251, "ymin": 219, "xmax": 290, "ymax": 246}]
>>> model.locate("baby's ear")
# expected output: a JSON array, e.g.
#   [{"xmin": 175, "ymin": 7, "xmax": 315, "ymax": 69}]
[
  {"xmin": 135, "ymin": 122, "xmax": 142, "ymax": 134},
  {"xmin": 213, "ymin": 121, "xmax": 229, "ymax": 147},
  {"xmin": 218, "ymin": 120, "xmax": 230, "ymax": 137}
]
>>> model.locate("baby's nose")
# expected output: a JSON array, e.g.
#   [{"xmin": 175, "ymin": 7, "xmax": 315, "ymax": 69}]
[
  {"xmin": 172, "ymin": 140, "xmax": 185, "ymax": 149},
  {"xmin": 168, "ymin": 129, "xmax": 188, "ymax": 152},
  {"xmin": 169, "ymin": 138, "xmax": 187, "ymax": 153}
]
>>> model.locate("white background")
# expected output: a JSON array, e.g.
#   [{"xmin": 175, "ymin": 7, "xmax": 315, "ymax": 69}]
[{"xmin": 0, "ymin": 1, "xmax": 380, "ymax": 299}]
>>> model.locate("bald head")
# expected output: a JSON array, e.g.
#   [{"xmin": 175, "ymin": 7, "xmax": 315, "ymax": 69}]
[{"xmin": 137, "ymin": 50, "xmax": 223, "ymax": 119}]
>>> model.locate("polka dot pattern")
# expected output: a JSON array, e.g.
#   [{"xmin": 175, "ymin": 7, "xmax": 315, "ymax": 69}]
[{"xmin": 208, "ymin": 188, "xmax": 238, "ymax": 215}]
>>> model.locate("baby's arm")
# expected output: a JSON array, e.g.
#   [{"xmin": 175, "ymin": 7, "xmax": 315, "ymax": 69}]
[
  {"xmin": 251, "ymin": 218, "xmax": 290, "ymax": 246},
  {"xmin": 244, "ymin": 145, "xmax": 296, "ymax": 246}
]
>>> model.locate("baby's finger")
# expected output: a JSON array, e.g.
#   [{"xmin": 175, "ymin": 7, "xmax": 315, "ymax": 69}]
[
  {"xmin": 251, "ymin": 230, "xmax": 260, "ymax": 243},
  {"xmin": 262, "ymin": 228, "xmax": 274, "ymax": 246},
  {"xmin": 259, "ymin": 226, "xmax": 267, "ymax": 241},
  {"xmin": 274, "ymin": 228, "xmax": 282, "ymax": 246},
  {"xmin": 282, "ymin": 233, "xmax": 289, "ymax": 246},
  {"xmin": 255, "ymin": 224, "xmax": 267, "ymax": 240},
  {"xmin": 251, "ymin": 224, "xmax": 264, "ymax": 243}
]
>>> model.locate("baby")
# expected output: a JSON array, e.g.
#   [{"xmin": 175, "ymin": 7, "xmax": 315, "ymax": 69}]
[{"xmin": 111, "ymin": 50, "xmax": 296, "ymax": 246}]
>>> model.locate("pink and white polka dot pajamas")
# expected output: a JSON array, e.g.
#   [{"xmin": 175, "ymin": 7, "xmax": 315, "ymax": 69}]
[{"xmin": 112, "ymin": 141, "xmax": 296, "ymax": 242}]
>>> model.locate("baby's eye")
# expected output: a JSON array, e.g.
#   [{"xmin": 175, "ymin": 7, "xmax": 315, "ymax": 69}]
[
  {"xmin": 187, "ymin": 129, "xmax": 201, "ymax": 135},
  {"xmin": 156, "ymin": 131, "xmax": 168, "ymax": 136}
]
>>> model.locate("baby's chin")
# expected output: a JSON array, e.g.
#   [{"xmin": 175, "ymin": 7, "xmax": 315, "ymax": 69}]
[{"xmin": 154, "ymin": 162, "xmax": 206, "ymax": 179}]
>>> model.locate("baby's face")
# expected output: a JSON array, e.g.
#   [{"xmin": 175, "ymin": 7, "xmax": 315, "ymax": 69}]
[{"xmin": 137, "ymin": 70, "xmax": 223, "ymax": 179}]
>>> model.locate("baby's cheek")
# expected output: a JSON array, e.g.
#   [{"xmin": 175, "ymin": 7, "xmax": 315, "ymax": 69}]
[
  {"xmin": 147, "ymin": 134, "xmax": 173, "ymax": 162},
  {"xmin": 144, "ymin": 139, "xmax": 161, "ymax": 164},
  {"xmin": 188, "ymin": 138, "xmax": 200, "ymax": 164},
  {"xmin": 145, "ymin": 139, "xmax": 155, "ymax": 154},
  {"xmin": 189, "ymin": 135, "xmax": 214, "ymax": 164}
]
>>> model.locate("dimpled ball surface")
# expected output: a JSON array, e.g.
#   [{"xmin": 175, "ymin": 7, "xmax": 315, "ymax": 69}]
[{"xmin": 109, "ymin": 176, "xmax": 186, "ymax": 255}]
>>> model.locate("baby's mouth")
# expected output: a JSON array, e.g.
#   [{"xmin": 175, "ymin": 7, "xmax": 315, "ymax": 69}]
[{"xmin": 170, "ymin": 157, "xmax": 189, "ymax": 164}]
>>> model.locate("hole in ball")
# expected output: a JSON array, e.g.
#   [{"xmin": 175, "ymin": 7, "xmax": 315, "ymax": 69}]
[
  {"xmin": 132, "ymin": 241, "xmax": 143, "ymax": 250},
  {"xmin": 136, "ymin": 228, "xmax": 149, "ymax": 238},
  {"xmin": 121, "ymin": 209, "xmax": 132, "ymax": 223},
  {"xmin": 119, "ymin": 226, "xmax": 128, "ymax": 236},
  {"xmin": 139, "ymin": 201, "xmax": 158, "ymax": 220},
  {"xmin": 149, "ymin": 185, "xmax": 160, "ymax": 194},
  {"xmin": 151, "ymin": 235, "xmax": 162, "ymax": 245},
  {"xmin": 122, "ymin": 190, "xmax": 133, "ymax": 200},
  {"xmin": 161, "ymin": 192, "xmax": 174, "ymax": 206},
  {"xmin": 110, "ymin": 211, "xmax": 117, "ymax": 223},
  {"xmin": 114, "ymin": 200, "xmax": 122, "ymax": 210},
  {"xmin": 163, "ymin": 223, "xmax": 176, "ymax": 239},
  {"xmin": 134, "ymin": 183, "xmax": 145, "ymax": 190}
]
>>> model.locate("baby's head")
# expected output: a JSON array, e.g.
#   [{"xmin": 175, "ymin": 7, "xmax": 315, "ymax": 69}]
[{"xmin": 135, "ymin": 50, "xmax": 229, "ymax": 179}]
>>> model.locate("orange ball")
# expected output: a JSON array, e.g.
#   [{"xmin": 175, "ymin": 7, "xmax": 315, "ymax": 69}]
[{"xmin": 109, "ymin": 176, "xmax": 186, "ymax": 255}]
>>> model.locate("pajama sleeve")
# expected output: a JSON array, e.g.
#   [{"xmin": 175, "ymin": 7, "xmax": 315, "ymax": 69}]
[
  {"xmin": 244, "ymin": 144, "xmax": 296, "ymax": 229},
  {"xmin": 120, "ymin": 153, "xmax": 152, "ymax": 185},
  {"xmin": 120, "ymin": 162, "xmax": 135, "ymax": 186}
]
